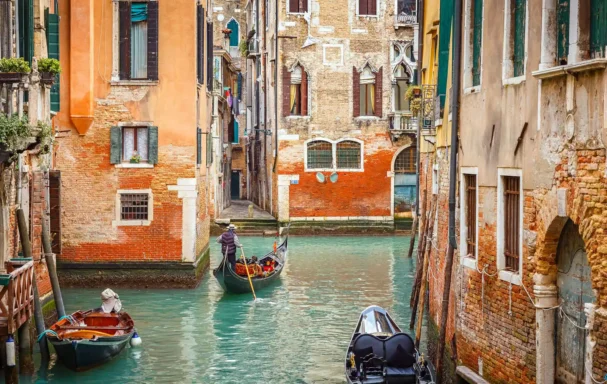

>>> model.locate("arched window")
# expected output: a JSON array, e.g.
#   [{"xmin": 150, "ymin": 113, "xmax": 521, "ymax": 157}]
[
  {"xmin": 360, "ymin": 66, "xmax": 376, "ymax": 116},
  {"xmin": 405, "ymin": 45, "xmax": 415, "ymax": 62},
  {"xmin": 394, "ymin": 146, "xmax": 416, "ymax": 174},
  {"xmin": 290, "ymin": 64, "xmax": 308, "ymax": 115},
  {"xmin": 336, "ymin": 140, "xmax": 362, "ymax": 169},
  {"xmin": 307, "ymin": 140, "xmax": 332, "ymax": 169},
  {"xmin": 393, "ymin": 64, "xmax": 411, "ymax": 112},
  {"xmin": 227, "ymin": 19, "xmax": 239, "ymax": 47}
]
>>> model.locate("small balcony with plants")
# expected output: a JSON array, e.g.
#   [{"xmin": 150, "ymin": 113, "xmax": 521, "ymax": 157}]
[{"xmin": 389, "ymin": 85, "xmax": 421, "ymax": 140}]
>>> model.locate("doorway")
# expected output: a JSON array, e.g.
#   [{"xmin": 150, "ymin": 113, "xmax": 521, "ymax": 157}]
[
  {"xmin": 393, "ymin": 146, "xmax": 417, "ymax": 217},
  {"xmin": 231, "ymin": 171, "xmax": 241, "ymax": 200},
  {"xmin": 555, "ymin": 220, "xmax": 595, "ymax": 384}
]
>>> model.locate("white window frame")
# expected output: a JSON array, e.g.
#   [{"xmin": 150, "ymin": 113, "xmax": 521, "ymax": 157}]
[
  {"xmin": 463, "ymin": 0, "xmax": 483, "ymax": 92},
  {"xmin": 496, "ymin": 168, "xmax": 523, "ymax": 285},
  {"xmin": 501, "ymin": 0, "xmax": 529, "ymax": 85},
  {"xmin": 460, "ymin": 167, "xmax": 479, "ymax": 270},
  {"xmin": 287, "ymin": 0, "xmax": 310, "ymax": 15},
  {"xmin": 355, "ymin": 0, "xmax": 380, "ymax": 17},
  {"xmin": 113, "ymin": 189, "xmax": 154, "ymax": 227},
  {"xmin": 114, "ymin": 122, "xmax": 155, "ymax": 169},
  {"xmin": 304, "ymin": 138, "xmax": 364, "ymax": 172}
]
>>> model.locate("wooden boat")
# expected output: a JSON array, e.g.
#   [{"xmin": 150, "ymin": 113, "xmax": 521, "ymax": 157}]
[
  {"xmin": 47, "ymin": 310, "xmax": 135, "ymax": 371},
  {"xmin": 213, "ymin": 228, "xmax": 289, "ymax": 294},
  {"xmin": 345, "ymin": 306, "xmax": 436, "ymax": 384}
]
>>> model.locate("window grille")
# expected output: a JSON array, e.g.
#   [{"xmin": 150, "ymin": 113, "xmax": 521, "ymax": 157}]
[
  {"xmin": 394, "ymin": 147, "xmax": 416, "ymax": 173},
  {"xmin": 503, "ymin": 176, "xmax": 520, "ymax": 272},
  {"xmin": 307, "ymin": 141, "xmax": 332, "ymax": 169},
  {"xmin": 120, "ymin": 193, "xmax": 149, "ymax": 221},
  {"xmin": 465, "ymin": 174, "xmax": 477, "ymax": 258},
  {"xmin": 336, "ymin": 141, "xmax": 361, "ymax": 169}
]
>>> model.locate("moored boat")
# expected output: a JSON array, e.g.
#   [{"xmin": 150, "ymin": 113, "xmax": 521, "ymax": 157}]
[
  {"xmin": 213, "ymin": 227, "xmax": 289, "ymax": 294},
  {"xmin": 345, "ymin": 306, "xmax": 435, "ymax": 384},
  {"xmin": 47, "ymin": 309, "xmax": 135, "ymax": 371}
]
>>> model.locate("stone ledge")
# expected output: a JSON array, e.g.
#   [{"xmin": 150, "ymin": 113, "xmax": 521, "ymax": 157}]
[{"xmin": 456, "ymin": 366, "xmax": 490, "ymax": 384}]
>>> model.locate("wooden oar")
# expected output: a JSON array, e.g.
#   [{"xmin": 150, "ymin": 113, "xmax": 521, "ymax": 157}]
[{"xmin": 240, "ymin": 248, "xmax": 257, "ymax": 300}]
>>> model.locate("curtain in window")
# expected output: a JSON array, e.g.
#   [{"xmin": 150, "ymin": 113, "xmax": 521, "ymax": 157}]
[
  {"xmin": 123, "ymin": 128, "xmax": 135, "ymax": 161},
  {"xmin": 131, "ymin": 3, "xmax": 148, "ymax": 79},
  {"xmin": 290, "ymin": 85, "xmax": 297, "ymax": 113},
  {"xmin": 137, "ymin": 128, "xmax": 149, "ymax": 160},
  {"xmin": 369, "ymin": 84, "xmax": 375, "ymax": 114}
]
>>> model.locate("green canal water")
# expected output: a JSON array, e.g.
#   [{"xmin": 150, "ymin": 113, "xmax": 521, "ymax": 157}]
[{"xmin": 22, "ymin": 236, "xmax": 422, "ymax": 384}]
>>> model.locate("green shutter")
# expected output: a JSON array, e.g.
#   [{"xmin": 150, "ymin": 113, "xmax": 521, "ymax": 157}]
[
  {"xmin": 513, "ymin": 0, "xmax": 526, "ymax": 77},
  {"xmin": 110, "ymin": 126, "xmax": 122, "ymax": 164},
  {"xmin": 206, "ymin": 131, "xmax": 213, "ymax": 166},
  {"xmin": 148, "ymin": 126, "xmax": 158, "ymax": 164},
  {"xmin": 233, "ymin": 120, "xmax": 239, "ymax": 143},
  {"xmin": 197, "ymin": 128, "xmax": 202, "ymax": 165},
  {"xmin": 472, "ymin": 0, "xmax": 483, "ymax": 86},
  {"xmin": 19, "ymin": 0, "xmax": 34, "ymax": 63},
  {"xmin": 46, "ymin": 9, "xmax": 60, "ymax": 112},
  {"xmin": 227, "ymin": 19, "xmax": 239, "ymax": 47},
  {"xmin": 556, "ymin": 0, "xmax": 569, "ymax": 65},
  {"xmin": 590, "ymin": 0, "xmax": 607, "ymax": 58},
  {"xmin": 437, "ymin": 0, "xmax": 454, "ymax": 110}
]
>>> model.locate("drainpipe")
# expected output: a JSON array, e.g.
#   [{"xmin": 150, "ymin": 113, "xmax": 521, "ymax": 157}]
[
  {"xmin": 415, "ymin": 0, "xmax": 424, "ymax": 218},
  {"xmin": 272, "ymin": 0, "xmax": 278, "ymax": 174},
  {"xmin": 436, "ymin": 0, "xmax": 462, "ymax": 381}
]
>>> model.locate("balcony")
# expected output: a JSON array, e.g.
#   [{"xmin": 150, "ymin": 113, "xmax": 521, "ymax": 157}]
[
  {"xmin": 389, "ymin": 112, "xmax": 418, "ymax": 139},
  {"xmin": 420, "ymin": 85, "xmax": 437, "ymax": 135},
  {"xmin": 394, "ymin": 1, "xmax": 417, "ymax": 28},
  {"xmin": 212, "ymin": 79, "xmax": 222, "ymax": 96},
  {"xmin": 247, "ymin": 39, "xmax": 260, "ymax": 58}
]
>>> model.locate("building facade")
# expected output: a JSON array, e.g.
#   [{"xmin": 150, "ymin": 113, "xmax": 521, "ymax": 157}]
[
  {"xmin": 420, "ymin": 0, "xmax": 607, "ymax": 382},
  {"xmin": 55, "ymin": 0, "xmax": 213, "ymax": 288}
]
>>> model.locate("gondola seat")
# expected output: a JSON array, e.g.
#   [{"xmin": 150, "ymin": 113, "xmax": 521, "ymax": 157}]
[
  {"xmin": 352, "ymin": 334, "xmax": 385, "ymax": 369},
  {"xmin": 352, "ymin": 333, "xmax": 417, "ymax": 383}
]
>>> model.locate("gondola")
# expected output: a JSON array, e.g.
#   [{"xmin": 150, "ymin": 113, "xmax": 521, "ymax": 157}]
[
  {"xmin": 213, "ymin": 226, "xmax": 289, "ymax": 294},
  {"xmin": 47, "ymin": 309, "xmax": 135, "ymax": 371},
  {"xmin": 345, "ymin": 306, "xmax": 436, "ymax": 384}
]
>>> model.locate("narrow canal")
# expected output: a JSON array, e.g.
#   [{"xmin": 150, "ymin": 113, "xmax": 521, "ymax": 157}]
[{"xmin": 24, "ymin": 236, "xmax": 422, "ymax": 384}]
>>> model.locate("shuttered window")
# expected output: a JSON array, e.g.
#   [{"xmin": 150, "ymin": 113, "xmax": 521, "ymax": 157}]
[
  {"xmin": 590, "ymin": 0, "xmax": 607, "ymax": 58},
  {"xmin": 336, "ymin": 141, "xmax": 362, "ymax": 170},
  {"xmin": 307, "ymin": 141, "xmax": 332, "ymax": 169},
  {"xmin": 464, "ymin": 174, "xmax": 477, "ymax": 258},
  {"xmin": 288, "ymin": 65, "xmax": 308, "ymax": 116},
  {"xmin": 110, "ymin": 126, "xmax": 158, "ymax": 164},
  {"xmin": 197, "ymin": 5, "xmax": 205, "ymax": 84},
  {"xmin": 288, "ymin": 0, "xmax": 308, "ymax": 13},
  {"xmin": 512, "ymin": 0, "xmax": 526, "ymax": 77},
  {"xmin": 119, "ymin": 1, "xmax": 158, "ymax": 81},
  {"xmin": 503, "ymin": 176, "xmax": 520, "ymax": 272},
  {"xmin": 556, "ymin": 0, "xmax": 569, "ymax": 65},
  {"xmin": 207, "ymin": 22, "xmax": 213, "ymax": 91},
  {"xmin": 357, "ymin": 66, "xmax": 381, "ymax": 117},
  {"xmin": 46, "ymin": 6, "xmax": 60, "ymax": 111},
  {"xmin": 18, "ymin": 0, "xmax": 34, "ymax": 63},
  {"xmin": 437, "ymin": 0, "xmax": 453, "ymax": 109},
  {"xmin": 358, "ymin": 0, "xmax": 377, "ymax": 15},
  {"xmin": 206, "ymin": 130, "xmax": 213, "ymax": 166},
  {"xmin": 471, "ymin": 0, "xmax": 483, "ymax": 86}
]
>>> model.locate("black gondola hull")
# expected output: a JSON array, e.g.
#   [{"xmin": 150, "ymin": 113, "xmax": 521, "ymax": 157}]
[{"xmin": 48, "ymin": 333, "xmax": 133, "ymax": 371}]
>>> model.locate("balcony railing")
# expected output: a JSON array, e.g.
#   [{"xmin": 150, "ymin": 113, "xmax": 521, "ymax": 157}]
[
  {"xmin": 213, "ymin": 78, "xmax": 222, "ymax": 95},
  {"xmin": 248, "ymin": 39, "xmax": 260, "ymax": 57},
  {"xmin": 389, "ymin": 112, "xmax": 418, "ymax": 138},
  {"xmin": 395, "ymin": 1, "xmax": 417, "ymax": 27},
  {"xmin": 421, "ymin": 84, "xmax": 437, "ymax": 134}
]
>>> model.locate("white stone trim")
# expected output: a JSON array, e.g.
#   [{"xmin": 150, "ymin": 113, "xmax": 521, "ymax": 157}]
[
  {"xmin": 112, "ymin": 0, "xmax": 120, "ymax": 82},
  {"xmin": 539, "ymin": 0, "xmax": 557, "ymax": 71},
  {"xmin": 502, "ymin": 0, "xmax": 529, "ymax": 82},
  {"xmin": 113, "ymin": 189, "xmax": 154, "ymax": 227},
  {"xmin": 460, "ymin": 167, "xmax": 478, "ymax": 270},
  {"xmin": 168, "ymin": 178, "xmax": 198, "ymax": 262},
  {"xmin": 303, "ymin": 137, "xmax": 364, "ymax": 172},
  {"xmin": 502, "ymin": 75, "xmax": 526, "ymax": 86},
  {"xmin": 289, "ymin": 216, "xmax": 393, "ymax": 221},
  {"xmin": 463, "ymin": 0, "xmax": 484, "ymax": 90},
  {"xmin": 111, "ymin": 80, "xmax": 159, "ymax": 86},
  {"xmin": 322, "ymin": 44, "xmax": 344, "ymax": 66},
  {"xmin": 278, "ymin": 134, "xmax": 300, "ymax": 141},
  {"xmin": 496, "ymin": 168, "xmax": 523, "ymax": 285},
  {"xmin": 115, "ymin": 163, "xmax": 154, "ymax": 169},
  {"xmin": 432, "ymin": 163, "xmax": 439, "ymax": 195},
  {"xmin": 463, "ymin": 85, "xmax": 481, "ymax": 95}
]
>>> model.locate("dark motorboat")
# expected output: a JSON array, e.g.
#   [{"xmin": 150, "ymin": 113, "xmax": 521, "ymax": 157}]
[
  {"xmin": 213, "ymin": 228, "xmax": 289, "ymax": 294},
  {"xmin": 47, "ymin": 310, "xmax": 135, "ymax": 371},
  {"xmin": 345, "ymin": 306, "xmax": 436, "ymax": 384}
]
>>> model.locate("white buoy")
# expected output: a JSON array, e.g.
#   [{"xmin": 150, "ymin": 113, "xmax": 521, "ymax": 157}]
[
  {"xmin": 130, "ymin": 331, "xmax": 142, "ymax": 347},
  {"xmin": 6, "ymin": 335, "xmax": 15, "ymax": 367}
]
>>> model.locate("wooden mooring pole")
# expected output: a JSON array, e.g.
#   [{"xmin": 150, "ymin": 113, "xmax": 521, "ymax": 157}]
[
  {"xmin": 415, "ymin": 197, "xmax": 437, "ymax": 348},
  {"xmin": 41, "ymin": 217, "xmax": 66, "ymax": 319},
  {"xmin": 409, "ymin": 191, "xmax": 429, "ymax": 308},
  {"xmin": 406, "ymin": 211, "xmax": 417, "ymax": 258}
]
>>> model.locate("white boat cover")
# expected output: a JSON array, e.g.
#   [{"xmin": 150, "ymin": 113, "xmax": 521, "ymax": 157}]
[{"xmin": 101, "ymin": 288, "xmax": 122, "ymax": 313}]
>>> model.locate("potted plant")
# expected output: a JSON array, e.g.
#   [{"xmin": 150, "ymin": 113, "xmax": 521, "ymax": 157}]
[
  {"xmin": 38, "ymin": 58, "xmax": 62, "ymax": 85},
  {"xmin": 405, "ymin": 86, "xmax": 423, "ymax": 115},
  {"xmin": 222, "ymin": 28, "xmax": 232, "ymax": 38},
  {"xmin": 239, "ymin": 39, "xmax": 249, "ymax": 57},
  {"xmin": 129, "ymin": 152, "xmax": 141, "ymax": 164},
  {"xmin": 0, "ymin": 58, "xmax": 31, "ymax": 83}
]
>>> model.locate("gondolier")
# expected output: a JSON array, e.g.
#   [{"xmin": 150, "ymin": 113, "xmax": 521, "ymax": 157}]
[{"xmin": 216, "ymin": 224, "xmax": 243, "ymax": 270}]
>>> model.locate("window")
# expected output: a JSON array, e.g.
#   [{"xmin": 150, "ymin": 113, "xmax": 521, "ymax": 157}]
[
  {"xmin": 227, "ymin": 18, "xmax": 239, "ymax": 57},
  {"xmin": 207, "ymin": 22, "xmax": 213, "ymax": 91},
  {"xmin": 464, "ymin": 0, "xmax": 483, "ymax": 88},
  {"xmin": 396, "ymin": 0, "xmax": 417, "ymax": 24},
  {"xmin": 336, "ymin": 141, "xmax": 362, "ymax": 169},
  {"xmin": 358, "ymin": 0, "xmax": 377, "ymax": 16},
  {"xmin": 503, "ymin": 0, "xmax": 526, "ymax": 79},
  {"xmin": 197, "ymin": 4, "xmax": 205, "ymax": 84},
  {"xmin": 464, "ymin": 173, "xmax": 477, "ymax": 258},
  {"xmin": 394, "ymin": 147, "xmax": 415, "ymax": 173},
  {"xmin": 497, "ymin": 169, "xmax": 522, "ymax": 283},
  {"xmin": 283, "ymin": 64, "xmax": 309, "ymax": 117},
  {"xmin": 460, "ymin": 168, "xmax": 478, "ymax": 267},
  {"xmin": 360, "ymin": 66, "xmax": 375, "ymax": 116},
  {"xmin": 119, "ymin": 1, "xmax": 159, "ymax": 81},
  {"xmin": 556, "ymin": 0, "xmax": 569, "ymax": 65},
  {"xmin": 306, "ymin": 140, "xmax": 332, "ymax": 169},
  {"xmin": 393, "ymin": 64, "xmax": 411, "ymax": 112},
  {"xmin": 288, "ymin": 0, "xmax": 308, "ymax": 13},
  {"xmin": 123, "ymin": 127, "xmax": 149, "ymax": 162},
  {"xmin": 394, "ymin": 147, "xmax": 416, "ymax": 214},
  {"xmin": 114, "ymin": 190, "xmax": 153, "ymax": 226},
  {"xmin": 110, "ymin": 126, "xmax": 159, "ymax": 165},
  {"xmin": 590, "ymin": 1, "xmax": 607, "ymax": 58}
]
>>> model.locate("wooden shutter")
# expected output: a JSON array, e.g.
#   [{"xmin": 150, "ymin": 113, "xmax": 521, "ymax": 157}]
[
  {"xmin": 289, "ymin": 0, "xmax": 299, "ymax": 12},
  {"xmin": 437, "ymin": 0, "xmax": 454, "ymax": 110},
  {"xmin": 147, "ymin": 1, "xmax": 159, "ymax": 80},
  {"xmin": 197, "ymin": 5, "xmax": 203, "ymax": 83},
  {"xmin": 590, "ymin": 0, "xmax": 607, "ymax": 58},
  {"xmin": 472, "ymin": 0, "xmax": 483, "ymax": 86},
  {"xmin": 119, "ymin": 2, "xmax": 131, "ymax": 80},
  {"xmin": 368, "ymin": 0, "xmax": 377, "ymax": 16},
  {"xmin": 301, "ymin": 69, "xmax": 308, "ymax": 116},
  {"xmin": 197, "ymin": 127, "xmax": 202, "ymax": 165},
  {"xmin": 18, "ymin": 0, "xmax": 34, "ymax": 64},
  {"xmin": 374, "ymin": 67, "xmax": 382, "ymax": 117},
  {"xmin": 359, "ymin": 0, "xmax": 368, "ymax": 15},
  {"xmin": 110, "ymin": 126, "xmax": 122, "ymax": 164},
  {"xmin": 503, "ymin": 176, "xmax": 520, "ymax": 272},
  {"xmin": 148, "ymin": 126, "xmax": 159, "ymax": 164},
  {"xmin": 556, "ymin": 0, "xmax": 569, "ymax": 65},
  {"xmin": 513, "ymin": 0, "xmax": 526, "ymax": 77},
  {"xmin": 353, "ymin": 67, "xmax": 360, "ymax": 117},
  {"xmin": 299, "ymin": 0, "xmax": 308, "ymax": 12},
  {"xmin": 207, "ymin": 22, "xmax": 213, "ymax": 90},
  {"xmin": 282, "ymin": 66, "xmax": 291, "ymax": 117},
  {"xmin": 49, "ymin": 170, "xmax": 61, "ymax": 254},
  {"xmin": 46, "ymin": 8, "xmax": 60, "ymax": 111},
  {"xmin": 237, "ymin": 73, "xmax": 243, "ymax": 99}
]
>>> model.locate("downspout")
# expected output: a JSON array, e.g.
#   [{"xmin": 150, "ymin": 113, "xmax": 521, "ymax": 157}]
[
  {"xmin": 415, "ymin": 0, "xmax": 424, "ymax": 218},
  {"xmin": 272, "ymin": 0, "xmax": 278, "ymax": 174},
  {"xmin": 435, "ymin": 0, "xmax": 462, "ymax": 381}
]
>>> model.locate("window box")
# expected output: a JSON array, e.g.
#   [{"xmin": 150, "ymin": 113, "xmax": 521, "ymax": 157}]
[
  {"xmin": 0, "ymin": 73, "xmax": 26, "ymax": 84},
  {"xmin": 40, "ymin": 72, "xmax": 57, "ymax": 85}
]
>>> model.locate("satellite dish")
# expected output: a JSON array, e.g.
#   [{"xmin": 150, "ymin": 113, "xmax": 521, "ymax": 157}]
[
  {"xmin": 330, "ymin": 172, "xmax": 338, "ymax": 183},
  {"xmin": 316, "ymin": 172, "xmax": 325, "ymax": 183},
  {"xmin": 218, "ymin": 14, "xmax": 225, "ymax": 21}
]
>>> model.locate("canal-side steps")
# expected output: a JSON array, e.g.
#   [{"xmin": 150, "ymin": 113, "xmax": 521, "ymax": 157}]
[
  {"xmin": 284, "ymin": 219, "xmax": 398, "ymax": 235},
  {"xmin": 212, "ymin": 218, "xmax": 279, "ymax": 236}
]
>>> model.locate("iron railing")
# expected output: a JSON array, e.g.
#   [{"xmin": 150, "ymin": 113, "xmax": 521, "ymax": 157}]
[
  {"xmin": 395, "ymin": 0, "xmax": 417, "ymax": 26},
  {"xmin": 421, "ymin": 84, "xmax": 437, "ymax": 133}
]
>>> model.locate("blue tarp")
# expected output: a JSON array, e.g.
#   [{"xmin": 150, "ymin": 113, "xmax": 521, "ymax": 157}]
[{"xmin": 131, "ymin": 3, "xmax": 148, "ymax": 22}]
